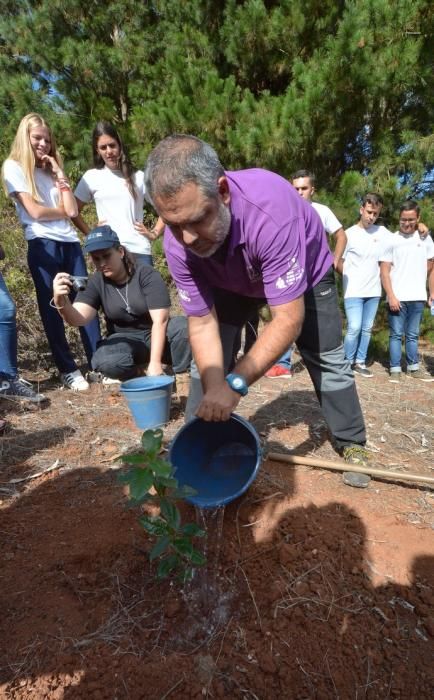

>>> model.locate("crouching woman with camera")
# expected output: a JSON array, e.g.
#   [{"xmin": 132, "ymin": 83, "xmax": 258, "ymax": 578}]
[{"xmin": 52, "ymin": 226, "xmax": 192, "ymax": 385}]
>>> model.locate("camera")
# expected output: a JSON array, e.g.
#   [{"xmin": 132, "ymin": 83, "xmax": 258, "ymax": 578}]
[{"xmin": 69, "ymin": 275, "xmax": 88, "ymax": 292}]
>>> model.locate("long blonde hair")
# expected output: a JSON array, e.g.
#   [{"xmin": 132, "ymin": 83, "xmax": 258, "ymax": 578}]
[{"xmin": 2, "ymin": 113, "xmax": 63, "ymax": 201}]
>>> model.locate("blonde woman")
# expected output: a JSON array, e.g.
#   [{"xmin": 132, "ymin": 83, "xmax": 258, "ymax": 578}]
[{"xmin": 1, "ymin": 113, "xmax": 100, "ymax": 391}]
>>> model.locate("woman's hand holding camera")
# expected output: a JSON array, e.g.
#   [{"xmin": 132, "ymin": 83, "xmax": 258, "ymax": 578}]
[{"xmin": 52, "ymin": 273, "xmax": 72, "ymax": 309}]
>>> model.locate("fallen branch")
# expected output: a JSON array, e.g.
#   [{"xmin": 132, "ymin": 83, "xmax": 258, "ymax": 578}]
[
  {"xmin": 267, "ymin": 452, "xmax": 434, "ymax": 486},
  {"xmin": 5, "ymin": 459, "xmax": 61, "ymax": 484}
]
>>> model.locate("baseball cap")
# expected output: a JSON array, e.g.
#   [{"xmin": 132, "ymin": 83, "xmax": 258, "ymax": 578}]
[{"xmin": 83, "ymin": 225, "xmax": 120, "ymax": 253}]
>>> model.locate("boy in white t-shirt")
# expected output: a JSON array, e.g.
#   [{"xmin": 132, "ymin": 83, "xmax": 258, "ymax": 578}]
[
  {"xmin": 380, "ymin": 201, "xmax": 434, "ymax": 382},
  {"xmin": 337, "ymin": 193, "xmax": 390, "ymax": 378}
]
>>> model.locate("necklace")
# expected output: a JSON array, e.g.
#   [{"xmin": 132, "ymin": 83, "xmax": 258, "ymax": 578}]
[{"xmin": 114, "ymin": 281, "xmax": 131, "ymax": 314}]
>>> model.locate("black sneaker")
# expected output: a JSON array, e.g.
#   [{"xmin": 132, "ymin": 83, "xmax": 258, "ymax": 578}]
[
  {"xmin": 0, "ymin": 376, "xmax": 47, "ymax": 404},
  {"xmin": 352, "ymin": 363, "xmax": 373, "ymax": 378}
]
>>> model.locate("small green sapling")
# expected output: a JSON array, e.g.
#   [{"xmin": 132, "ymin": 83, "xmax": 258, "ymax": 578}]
[{"xmin": 119, "ymin": 428, "xmax": 205, "ymax": 581}]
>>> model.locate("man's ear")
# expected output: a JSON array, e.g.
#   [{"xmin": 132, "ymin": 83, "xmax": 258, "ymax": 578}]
[{"xmin": 218, "ymin": 176, "xmax": 231, "ymax": 205}]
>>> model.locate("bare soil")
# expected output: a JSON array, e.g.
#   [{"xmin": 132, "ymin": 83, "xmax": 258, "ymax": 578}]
[{"xmin": 0, "ymin": 351, "xmax": 433, "ymax": 699}]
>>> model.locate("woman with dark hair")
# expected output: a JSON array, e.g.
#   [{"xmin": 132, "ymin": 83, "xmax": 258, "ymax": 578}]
[
  {"xmin": 74, "ymin": 121, "xmax": 163, "ymax": 266},
  {"xmin": 52, "ymin": 226, "xmax": 192, "ymax": 383}
]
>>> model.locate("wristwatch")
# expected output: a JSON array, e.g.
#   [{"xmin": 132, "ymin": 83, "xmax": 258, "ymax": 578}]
[{"xmin": 225, "ymin": 373, "xmax": 248, "ymax": 396}]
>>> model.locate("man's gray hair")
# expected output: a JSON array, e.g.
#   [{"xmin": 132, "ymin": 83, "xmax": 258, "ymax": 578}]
[{"xmin": 144, "ymin": 135, "xmax": 225, "ymax": 205}]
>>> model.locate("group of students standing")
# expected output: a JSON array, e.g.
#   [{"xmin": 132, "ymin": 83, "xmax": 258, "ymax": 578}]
[
  {"xmin": 265, "ymin": 172, "xmax": 434, "ymax": 382},
  {"xmin": 0, "ymin": 113, "xmax": 191, "ymax": 422},
  {"xmin": 0, "ymin": 115, "xmax": 432, "ymax": 430}
]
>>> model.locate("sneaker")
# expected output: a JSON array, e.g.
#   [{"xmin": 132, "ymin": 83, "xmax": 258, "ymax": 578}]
[
  {"xmin": 341, "ymin": 445, "xmax": 369, "ymax": 467},
  {"xmin": 352, "ymin": 363, "xmax": 373, "ymax": 378},
  {"xmin": 341, "ymin": 445, "xmax": 370, "ymax": 488},
  {"xmin": 408, "ymin": 369, "xmax": 433, "ymax": 381},
  {"xmin": 265, "ymin": 365, "xmax": 294, "ymax": 378},
  {"xmin": 389, "ymin": 371, "xmax": 402, "ymax": 383},
  {"xmin": 61, "ymin": 370, "xmax": 89, "ymax": 392},
  {"xmin": 102, "ymin": 376, "xmax": 121, "ymax": 386},
  {"xmin": 0, "ymin": 376, "xmax": 47, "ymax": 404}
]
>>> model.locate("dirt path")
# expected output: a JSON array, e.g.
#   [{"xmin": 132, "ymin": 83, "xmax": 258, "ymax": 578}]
[{"xmin": 0, "ymin": 355, "xmax": 433, "ymax": 699}]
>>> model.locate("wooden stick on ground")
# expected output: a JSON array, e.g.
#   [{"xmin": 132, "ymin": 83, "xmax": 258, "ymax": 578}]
[{"xmin": 267, "ymin": 452, "xmax": 434, "ymax": 486}]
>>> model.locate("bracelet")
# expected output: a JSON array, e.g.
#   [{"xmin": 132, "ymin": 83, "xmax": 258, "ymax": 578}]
[
  {"xmin": 50, "ymin": 297, "xmax": 65, "ymax": 310},
  {"xmin": 58, "ymin": 178, "xmax": 71, "ymax": 192}
]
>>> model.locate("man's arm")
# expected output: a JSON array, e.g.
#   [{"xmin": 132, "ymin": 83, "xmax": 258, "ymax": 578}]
[
  {"xmin": 235, "ymin": 296, "xmax": 304, "ymax": 382},
  {"xmin": 380, "ymin": 261, "xmax": 400, "ymax": 311},
  {"xmin": 332, "ymin": 227, "xmax": 347, "ymax": 269},
  {"xmin": 191, "ymin": 297, "xmax": 304, "ymax": 421}
]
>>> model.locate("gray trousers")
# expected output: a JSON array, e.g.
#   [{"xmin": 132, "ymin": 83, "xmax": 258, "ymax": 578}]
[
  {"xmin": 92, "ymin": 316, "xmax": 192, "ymax": 381},
  {"xmin": 185, "ymin": 268, "xmax": 366, "ymax": 450}
]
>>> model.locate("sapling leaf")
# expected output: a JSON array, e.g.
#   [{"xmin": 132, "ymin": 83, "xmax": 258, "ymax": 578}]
[
  {"xmin": 189, "ymin": 548, "xmax": 207, "ymax": 566},
  {"xmin": 139, "ymin": 516, "xmax": 168, "ymax": 537},
  {"xmin": 173, "ymin": 538, "xmax": 193, "ymax": 557},
  {"xmin": 149, "ymin": 535, "xmax": 170, "ymax": 561},
  {"xmin": 154, "ymin": 477, "xmax": 178, "ymax": 491},
  {"xmin": 126, "ymin": 493, "xmax": 155, "ymax": 507},
  {"xmin": 181, "ymin": 523, "xmax": 205, "ymax": 537},
  {"xmin": 157, "ymin": 554, "xmax": 180, "ymax": 579},
  {"xmin": 121, "ymin": 453, "xmax": 147, "ymax": 465},
  {"xmin": 141, "ymin": 429, "xmax": 162, "ymax": 456},
  {"xmin": 128, "ymin": 468, "xmax": 154, "ymax": 500},
  {"xmin": 160, "ymin": 499, "xmax": 181, "ymax": 530},
  {"xmin": 149, "ymin": 458, "xmax": 172, "ymax": 478}
]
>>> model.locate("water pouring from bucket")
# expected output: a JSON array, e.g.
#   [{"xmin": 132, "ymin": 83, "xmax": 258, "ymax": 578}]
[{"xmin": 170, "ymin": 415, "xmax": 261, "ymax": 628}]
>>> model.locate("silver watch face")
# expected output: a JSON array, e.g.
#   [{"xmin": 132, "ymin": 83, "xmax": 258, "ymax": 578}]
[{"xmin": 233, "ymin": 378, "xmax": 243, "ymax": 388}]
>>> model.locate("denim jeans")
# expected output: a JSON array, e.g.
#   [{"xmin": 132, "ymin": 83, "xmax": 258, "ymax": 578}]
[
  {"xmin": 275, "ymin": 347, "xmax": 293, "ymax": 369},
  {"xmin": 0, "ymin": 272, "xmax": 18, "ymax": 378},
  {"xmin": 27, "ymin": 238, "xmax": 101, "ymax": 374},
  {"xmin": 343, "ymin": 296, "xmax": 380, "ymax": 365},
  {"xmin": 388, "ymin": 301, "xmax": 425, "ymax": 371}
]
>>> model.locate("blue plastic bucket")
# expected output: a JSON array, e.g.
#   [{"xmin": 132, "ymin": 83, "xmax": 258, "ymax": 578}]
[
  {"xmin": 120, "ymin": 375, "xmax": 174, "ymax": 429},
  {"xmin": 169, "ymin": 414, "xmax": 262, "ymax": 508}
]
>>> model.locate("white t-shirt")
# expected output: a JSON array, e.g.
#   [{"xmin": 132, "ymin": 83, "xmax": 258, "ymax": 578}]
[
  {"xmin": 312, "ymin": 202, "xmax": 342, "ymax": 235},
  {"xmin": 379, "ymin": 231, "xmax": 434, "ymax": 302},
  {"xmin": 3, "ymin": 159, "xmax": 79, "ymax": 242},
  {"xmin": 342, "ymin": 223, "xmax": 391, "ymax": 298},
  {"xmin": 74, "ymin": 167, "xmax": 151, "ymax": 255}
]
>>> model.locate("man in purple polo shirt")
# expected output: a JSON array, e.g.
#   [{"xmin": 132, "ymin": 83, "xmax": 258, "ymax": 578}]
[{"xmin": 144, "ymin": 135, "xmax": 367, "ymax": 468}]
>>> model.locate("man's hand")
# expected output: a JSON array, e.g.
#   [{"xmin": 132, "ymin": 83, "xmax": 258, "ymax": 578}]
[{"xmin": 196, "ymin": 381, "xmax": 241, "ymax": 422}]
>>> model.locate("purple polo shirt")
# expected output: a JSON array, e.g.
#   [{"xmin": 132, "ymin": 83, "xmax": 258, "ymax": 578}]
[{"xmin": 164, "ymin": 169, "xmax": 332, "ymax": 316}]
